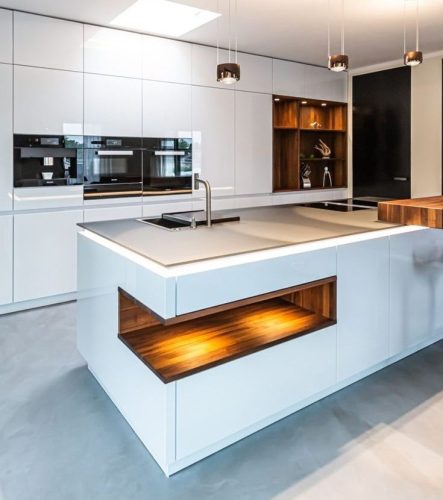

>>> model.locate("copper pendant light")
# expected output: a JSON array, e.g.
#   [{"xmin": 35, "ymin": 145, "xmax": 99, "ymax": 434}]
[
  {"xmin": 328, "ymin": 0, "xmax": 349, "ymax": 72},
  {"xmin": 216, "ymin": 0, "xmax": 240, "ymax": 84},
  {"xmin": 403, "ymin": 0, "xmax": 423, "ymax": 67}
]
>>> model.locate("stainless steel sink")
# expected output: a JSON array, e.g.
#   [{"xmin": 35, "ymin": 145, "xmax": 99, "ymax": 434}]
[{"xmin": 137, "ymin": 210, "xmax": 240, "ymax": 231}]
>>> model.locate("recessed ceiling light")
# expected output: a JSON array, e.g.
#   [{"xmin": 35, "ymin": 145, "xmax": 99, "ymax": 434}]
[
  {"xmin": 274, "ymin": 98, "xmax": 280, "ymax": 102},
  {"xmin": 301, "ymin": 101, "xmax": 308, "ymax": 105},
  {"xmin": 321, "ymin": 103, "xmax": 327, "ymax": 107},
  {"xmin": 110, "ymin": 0, "xmax": 221, "ymax": 37}
]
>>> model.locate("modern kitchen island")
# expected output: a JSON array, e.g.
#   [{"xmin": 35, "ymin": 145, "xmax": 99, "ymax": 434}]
[{"xmin": 77, "ymin": 204, "xmax": 443, "ymax": 476}]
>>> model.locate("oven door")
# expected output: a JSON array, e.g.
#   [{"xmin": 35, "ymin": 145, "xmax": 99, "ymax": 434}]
[
  {"xmin": 143, "ymin": 149, "xmax": 192, "ymax": 195},
  {"xmin": 84, "ymin": 149, "xmax": 142, "ymax": 184}
]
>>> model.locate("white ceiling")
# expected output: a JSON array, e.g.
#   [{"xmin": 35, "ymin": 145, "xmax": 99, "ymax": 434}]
[{"xmin": 1, "ymin": 0, "xmax": 443, "ymax": 69}]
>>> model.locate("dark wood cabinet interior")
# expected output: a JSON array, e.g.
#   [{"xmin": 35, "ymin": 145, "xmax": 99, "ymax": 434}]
[{"xmin": 273, "ymin": 97, "xmax": 348, "ymax": 192}]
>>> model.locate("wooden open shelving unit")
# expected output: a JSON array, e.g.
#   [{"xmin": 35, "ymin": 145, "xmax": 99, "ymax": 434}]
[
  {"xmin": 118, "ymin": 277, "xmax": 337, "ymax": 383},
  {"xmin": 273, "ymin": 96, "xmax": 347, "ymax": 192}
]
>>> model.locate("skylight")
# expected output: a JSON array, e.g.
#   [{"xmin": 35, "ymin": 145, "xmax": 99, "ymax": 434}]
[{"xmin": 110, "ymin": 0, "xmax": 221, "ymax": 37}]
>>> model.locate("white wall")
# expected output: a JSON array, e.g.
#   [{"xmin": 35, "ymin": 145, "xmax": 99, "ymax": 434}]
[{"xmin": 411, "ymin": 56, "xmax": 442, "ymax": 197}]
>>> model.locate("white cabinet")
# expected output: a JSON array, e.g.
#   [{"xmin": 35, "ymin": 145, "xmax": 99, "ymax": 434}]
[
  {"xmin": 389, "ymin": 229, "xmax": 443, "ymax": 356},
  {"xmin": 84, "ymin": 73, "xmax": 142, "ymax": 137},
  {"xmin": 337, "ymin": 237, "xmax": 390, "ymax": 381},
  {"xmin": 0, "ymin": 215, "xmax": 12, "ymax": 305},
  {"xmin": 176, "ymin": 326, "xmax": 337, "ymax": 459},
  {"xmin": 235, "ymin": 53, "xmax": 272, "ymax": 94},
  {"xmin": 272, "ymin": 58, "xmax": 305, "ymax": 97},
  {"xmin": 14, "ymin": 12, "xmax": 83, "ymax": 71},
  {"xmin": 191, "ymin": 44, "xmax": 233, "ymax": 89},
  {"xmin": 304, "ymin": 65, "xmax": 347, "ymax": 102},
  {"xmin": 14, "ymin": 66, "xmax": 83, "ymax": 135},
  {"xmin": 84, "ymin": 204, "xmax": 142, "ymax": 222},
  {"xmin": 235, "ymin": 91, "xmax": 272, "ymax": 195},
  {"xmin": 0, "ymin": 9, "xmax": 12, "ymax": 64},
  {"xmin": 14, "ymin": 210, "xmax": 83, "ymax": 302},
  {"xmin": 0, "ymin": 63, "xmax": 12, "ymax": 212},
  {"xmin": 142, "ymin": 35, "xmax": 191, "ymax": 84},
  {"xmin": 142, "ymin": 80, "xmax": 191, "ymax": 138},
  {"xmin": 13, "ymin": 186, "xmax": 83, "ymax": 211},
  {"xmin": 84, "ymin": 25, "xmax": 142, "ymax": 78},
  {"xmin": 191, "ymin": 86, "xmax": 235, "ymax": 196},
  {"xmin": 142, "ymin": 199, "xmax": 193, "ymax": 217}
]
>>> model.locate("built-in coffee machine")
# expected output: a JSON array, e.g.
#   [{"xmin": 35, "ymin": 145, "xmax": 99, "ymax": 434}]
[{"xmin": 13, "ymin": 135, "xmax": 84, "ymax": 187}]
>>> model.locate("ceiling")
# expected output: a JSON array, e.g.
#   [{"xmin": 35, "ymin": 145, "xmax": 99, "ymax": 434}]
[{"xmin": 1, "ymin": 0, "xmax": 443, "ymax": 69}]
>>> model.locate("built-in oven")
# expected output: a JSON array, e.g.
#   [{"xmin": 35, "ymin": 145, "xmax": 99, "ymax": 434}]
[
  {"xmin": 142, "ymin": 138, "xmax": 192, "ymax": 195},
  {"xmin": 13, "ymin": 135, "xmax": 83, "ymax": 187},
  {"xmin": 83, "ymin": 136, "xmax": 143, "ymax": 199}
]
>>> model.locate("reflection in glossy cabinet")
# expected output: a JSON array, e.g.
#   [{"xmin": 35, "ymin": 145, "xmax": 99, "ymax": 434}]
[
  {"xmin": 389, "ymin": 229, "xmax": 443, "ymax": 356},
  {"xmin": 235, "ymin": 91, "xmax": 272, "ymax": 195},
  {"xmin": 84, "ymin": 73, "xmax": 142, "ymax": 136},
  {"xmin": 14, "ymin": 12, "xmax": 83, "ymax": 71},
  {"xmin": 142, "ymin": 36, "xmax": 192, "ymax": 84},
  {"xmin": 0, "ymin": 215, "xmax": 12, "ymax": 305},
  {"xmin": 14, "ymin": 66, "xmax": 83, "ymax": 135},
  {"xmin": 14, "ymin": 210, "xmax": 83, "ymax": 302},
  {"xmin": 0, "ymin": 63, "xmax": 12, "ymax": 212},
  {"xmin": 0, "ymin": 9, "xmax": 12, "ymax": 64},
  {"xmin": 337, "ymin": 237, "xmax": 389, "ymax": 381},
  {"xmin": 84, "ymin": 25, "xmax": 142, "ymax": 78},
  {"xmin": 191, "ymin": 86, "xmax": 235, "ymax": 196},
  {"xmin": 142, "ymin": 80, "xmax": 191, "ymax": 138}
]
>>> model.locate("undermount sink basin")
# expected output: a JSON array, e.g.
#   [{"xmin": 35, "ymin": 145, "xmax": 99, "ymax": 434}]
[{"xmin": 137, "ymin": 210, "xmax": 240, "ymax": 231}]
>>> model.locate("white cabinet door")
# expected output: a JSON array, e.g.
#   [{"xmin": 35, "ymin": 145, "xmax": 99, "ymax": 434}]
[
  {"xmin": 304, "ymin": 65, "xmax": 347, "ymax": 102},
  {"xmin": 84, "ymin": 25, "xmax": 142, "ymax": 78},
  {"xmin": 389, "ymin": 229, "xmax": 443, "ymax": 356},
  {"xmin": 142, "ymin": 200, "xmax": 193, "ymax": 217},
  {"xmin": 337, "ymin": 237, "xmax": 390, "ymax": 381},
  {"xmin": 14, "ymin": 12, "xmax": 83, "ymax": 71},
  {"xmin": 142, "ymin": 80, "xmax": 191, "ymax": 138},
  {"xmin": 191, "ymin": 44, "xmax": 233, "ymax": 89},
  {"xmin": 272, "ymin": 59, "xmax": 305, "ymax": 97},
  {"xmin": 14, "ymin": 210, "xmax": 83, "ymax": 302},
  {"xmin": 0, "ymin": 63, "xmax": 12, "ymax": 212},
  {"xmin": 142, "ymin": 35, "xmax": 191, "ymax": 84},
  {"xmin": 84, "ymin": 205, "xmax": 142, "ymax": 222},
  {"xmin": 0, "ymin": 9, "xmax": 12, "ymax": 64},
  {"xmin": 84, "ymin": 73, "xmax": 142, "ymax": 137},
  {"xmin": 192, "ymin": 86, "xmax": 235, "ymax": 196},
  {"xmin": 235, "ymin": 53, "xmax": 272, "ymax": 94},
  {"xmin": 14, "ymin": 66, "xmax": 83, "ymax": 135},
  {"xmin": 0, "ymin": 215, "xmax": 12, "ymax": 305},
  {"xmin": 235, "ymin": 91, "xmax": 272, "ymax": 195}
]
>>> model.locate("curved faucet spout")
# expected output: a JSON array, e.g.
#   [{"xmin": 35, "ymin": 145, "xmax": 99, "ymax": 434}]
[{"xmin": 193, "ymin": 173, "xmax": 212, "ymax": 227}]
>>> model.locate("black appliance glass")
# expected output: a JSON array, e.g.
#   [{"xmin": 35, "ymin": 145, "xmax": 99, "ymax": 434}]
[
  {"xmin": 301, "ymin": 202, "xmax": 373, "ymax": 212},
  {"xmin": 13, "ymin": 135, "xmax": 83, "ymax": 187},
  {"xmin": 142, "ymin": 138, "xmax": 192, "ymax": 195},
  {"xmin": 83, "ymin": 136, "xmax": 143, "ymax": 199}
]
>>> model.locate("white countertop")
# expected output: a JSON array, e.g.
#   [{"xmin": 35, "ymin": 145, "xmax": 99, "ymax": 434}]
[{"xmin": 78, "ymin": 204, "xmax": 402, "ymax": 267}]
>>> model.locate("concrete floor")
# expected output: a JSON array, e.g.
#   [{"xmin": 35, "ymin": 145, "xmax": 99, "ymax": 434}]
[{"xmin": 1, "ymin": 303, "xmax": 443, "ymax": 500}]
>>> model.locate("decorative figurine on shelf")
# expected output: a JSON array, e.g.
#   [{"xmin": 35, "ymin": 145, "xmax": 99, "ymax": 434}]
[
  {"xmin": 314, "ymin": 139, "xmax": 332, "ymax": 159},
  {"xmin": 301, "ymin": 162, "xmax": 312, "ymax": 189},
  {"xmin": 309, "ymin": 121, "xmax": 322, "ymax": 129},
  {"xmin": 323, "ymin": 166, "xmax": 333, "ymax": 187}
]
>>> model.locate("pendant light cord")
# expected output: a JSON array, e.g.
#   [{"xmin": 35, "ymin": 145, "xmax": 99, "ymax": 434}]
[
  {"xmin": 228, "ymin": 0, "xmax": 232, "ymax": 63},
  {"xmin": 235, "ymin": 0, "xmax": 238, "ymax": 64},
  {"xmin": 341, "ymin": 0, "xmax": 345, "ymax": 54},
  {"xmin": 327, "ymin": 0, "xmax": 331, "ymax": 57},
  {"xmin": 416, "ymin": 0, "xmax": 419, "ymax": 51},
  {"xmin": 216, "ymin": 0, "xmax": 220, "ymax": 65}
]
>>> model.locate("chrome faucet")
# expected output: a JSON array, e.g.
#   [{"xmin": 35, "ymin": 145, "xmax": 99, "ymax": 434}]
[{"xmin": 193, "ymin": 173, "xmax": 212, "ymax": 227}]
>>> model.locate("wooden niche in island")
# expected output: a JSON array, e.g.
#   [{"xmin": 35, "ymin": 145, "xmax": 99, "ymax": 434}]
[
  {"xmin": 273, "ymin": 96, "xmax": 347, "ymax": 192},
  {"xmin": 118, "ymin": 277, "xmax": 337, "ymax": 383}
]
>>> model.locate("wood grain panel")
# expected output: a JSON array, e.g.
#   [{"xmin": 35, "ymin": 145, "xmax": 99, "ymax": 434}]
[
  {"xmin": 378, "ymin": 196, "xmax": 443, "ymax": 228},
  {"xmin": 118, "ymin": 278, "xmax": 337, "ymax": 383}
]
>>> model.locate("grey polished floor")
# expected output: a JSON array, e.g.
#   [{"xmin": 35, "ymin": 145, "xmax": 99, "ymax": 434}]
[{"xmin": 1, "ymin": 303, "xmax": 443, "ymax": 500}]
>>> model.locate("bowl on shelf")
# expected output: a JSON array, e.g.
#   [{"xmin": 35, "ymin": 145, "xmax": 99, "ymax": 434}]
[{"xmin": 41, "ymin": 172, "xmax": 54, "ymax": 180}]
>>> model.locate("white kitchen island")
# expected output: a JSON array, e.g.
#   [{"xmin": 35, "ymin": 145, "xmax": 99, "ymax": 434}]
[{"xmin": 77, "ymin": 205, "xmax": 443, "ymax": 476}]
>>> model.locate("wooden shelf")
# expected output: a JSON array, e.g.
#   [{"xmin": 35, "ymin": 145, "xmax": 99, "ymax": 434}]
[
  {"xmin": 300, "ymin": 128, "xmax": 346, "ymax": 132},
  {"xmin": 300, "ymin": 158, "xmax": 345, "ymax": 161},
  {"xmin": 274, "ymin": 126, "xmax": 299, "ymax": 130},
  {"xmin": 118, "ymin": 278, "xmax": 337, "ymax": 383}
]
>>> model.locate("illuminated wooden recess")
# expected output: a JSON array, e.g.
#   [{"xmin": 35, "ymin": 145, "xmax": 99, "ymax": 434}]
[{"xmin": 118, "ymin": 277, "xmax": 337, "ymax": 383}]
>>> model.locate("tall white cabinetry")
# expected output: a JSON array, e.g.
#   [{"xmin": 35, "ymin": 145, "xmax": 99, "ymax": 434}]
[
  {"xmin": 235, "ymin": 91, "xmax": 272, "ymax": 195},
  {"xmin": 0, "ymin": 215, "xmax": 13, "ymax": 305},
  {"xmin": 14, "ymin": 210, "xmax": 83, "ymax": 302},
  {"xmin": 0, "ymin": 9, "xmax": 12, "ymax": 64},
  {"xmin": 0, "ymin": 63, "xmax": 12, "ymax": 211},
  {"xmin": 192, "ymin": 86, "xmax": 235, "ymax": 196}
]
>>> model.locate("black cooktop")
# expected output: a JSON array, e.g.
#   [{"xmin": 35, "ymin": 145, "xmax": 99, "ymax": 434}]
[{"xmin": 301, "ymin": 202, "xmax": 372, "ymax": 212}]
